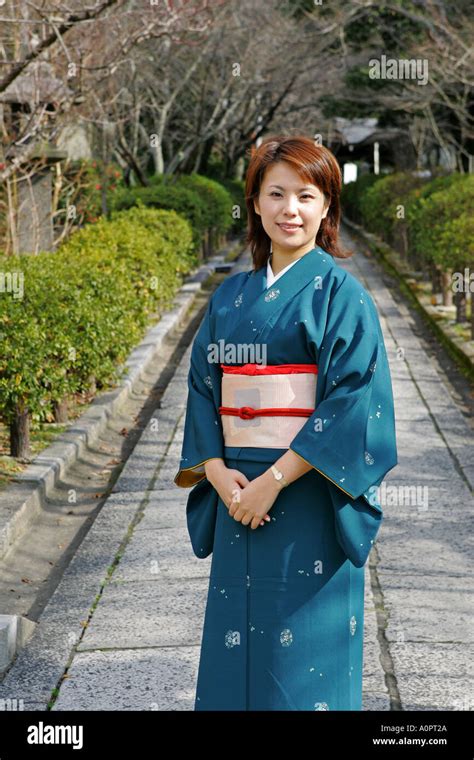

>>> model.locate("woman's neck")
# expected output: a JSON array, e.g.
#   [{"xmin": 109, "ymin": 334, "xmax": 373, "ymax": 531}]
[{"xmin": 270, "ymin": 247, "xmax": 310, "ymax": 277}]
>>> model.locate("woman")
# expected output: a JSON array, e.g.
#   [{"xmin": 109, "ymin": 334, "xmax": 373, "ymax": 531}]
[{"xmin": 174, "ymin": 135, "xmax": 398, "ymax": 711}]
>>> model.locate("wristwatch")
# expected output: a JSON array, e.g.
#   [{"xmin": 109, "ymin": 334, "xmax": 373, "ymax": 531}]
[{"xmin": 271, "ymin": 464, "xmax": 289, "ymax": 489}]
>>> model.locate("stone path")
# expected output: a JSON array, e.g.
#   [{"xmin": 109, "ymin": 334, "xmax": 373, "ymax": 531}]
[{"xmin": 0, "ymin": 235, "xmax": 472, "ymax": 712}]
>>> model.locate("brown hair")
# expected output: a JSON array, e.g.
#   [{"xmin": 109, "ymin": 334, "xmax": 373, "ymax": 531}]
[{"xmin": 245, "ymin": 134, "xmax": 353, "ymax": 270}]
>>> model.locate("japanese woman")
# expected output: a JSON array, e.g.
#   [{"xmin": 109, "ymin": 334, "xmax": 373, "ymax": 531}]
[{"xmin": 174, "ymin": 134, "xmax": 398, "ymax": 711}]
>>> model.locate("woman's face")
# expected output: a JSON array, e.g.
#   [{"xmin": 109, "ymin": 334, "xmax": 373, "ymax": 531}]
[{"xmin": 253, "ymin": 161, "xmax": 329, "ymax": 257}]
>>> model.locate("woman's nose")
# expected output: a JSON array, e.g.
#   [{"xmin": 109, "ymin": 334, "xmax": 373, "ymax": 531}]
[{"xmin": 282, "ymin": 197, "xmax": 299, "ymax": 214}]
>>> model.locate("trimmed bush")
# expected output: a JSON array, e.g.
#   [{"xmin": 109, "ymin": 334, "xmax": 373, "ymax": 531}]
[
  {"xmin": 109, "ymin": 173, "xmax": 234, "ymax": 257},
  {"xmin": 405, "ymin": 172, "xmax": 466, "ymax": 269},
  {"xmin": 359, "ymin": 172, "xmax": 426, "ymax": 245},
  {"xmin": 0, "ymin": 207, "xmax": 196, "ymax": 456},
  {"xmin": 341, "ymin": 173, "xmax": 380, "ymax": 222},
  {"xmin": 407, "ymin": 175, "xmax": 474, "ymax": 270},
  {"xmin": 343, "ymin": 170, "xmax": 474, "ymax": 330}
]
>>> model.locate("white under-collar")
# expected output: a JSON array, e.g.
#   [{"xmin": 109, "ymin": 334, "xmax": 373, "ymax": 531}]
[{"xmin": 266, "ymin": 255, "xmax": 301, "ymax": 288}]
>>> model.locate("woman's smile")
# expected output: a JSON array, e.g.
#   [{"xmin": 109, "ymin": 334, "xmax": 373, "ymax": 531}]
[{"xmin": 277, "ymin": 222, "xmax": 303, "ymax": 233}]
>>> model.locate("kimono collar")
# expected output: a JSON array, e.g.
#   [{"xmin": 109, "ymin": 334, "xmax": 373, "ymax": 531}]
[
  {"xmin": 266, "ymin": 254, "xmax": 300, "ymax": 287},
  {"xmin": 223, "ymin": 246, "xmax": 333, "ymax": 348}
]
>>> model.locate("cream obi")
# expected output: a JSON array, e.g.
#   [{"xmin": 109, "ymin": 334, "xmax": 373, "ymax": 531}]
[{"xmin": 219, "ymin": 363, "xmax": 317, "ymax": 448}]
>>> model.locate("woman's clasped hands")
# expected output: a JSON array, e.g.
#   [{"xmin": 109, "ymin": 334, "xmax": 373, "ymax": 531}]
[{"xmin": 204, "ymin": 459, "xmax": 281, "ymax": 531}]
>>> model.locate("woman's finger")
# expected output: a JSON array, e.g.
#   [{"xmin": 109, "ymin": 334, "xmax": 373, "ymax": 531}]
[{"xmin": 234, "ymin": 471, "xmax": 250, "ymax": 488}]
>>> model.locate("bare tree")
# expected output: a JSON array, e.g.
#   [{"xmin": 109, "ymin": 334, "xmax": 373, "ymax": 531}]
[{"xmin": 0, "ymin": 0, "xmax": 223, "ymax": 249}]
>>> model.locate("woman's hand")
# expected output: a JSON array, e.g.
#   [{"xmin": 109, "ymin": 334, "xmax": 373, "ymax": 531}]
[
  {"xmin": 204, "ymin": 459, "xmax": 272, "ymax": 528},
  {"xmin": 228, "ymin": 469, "xmax": 281, "ymax": 530}
]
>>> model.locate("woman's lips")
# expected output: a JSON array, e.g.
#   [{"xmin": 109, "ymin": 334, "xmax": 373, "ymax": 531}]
[{"xmin": 277, "ymin": 223, "xmax": 302, "ymax": 233}]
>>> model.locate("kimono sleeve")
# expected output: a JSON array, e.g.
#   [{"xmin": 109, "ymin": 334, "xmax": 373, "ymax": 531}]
[
  {"xmin": 289, "ymin": 278, "xmax": 398, "ymax": 567},
  {"xmin": 174, "ymin": 291, "xmax": 225, "ymax": 488}
]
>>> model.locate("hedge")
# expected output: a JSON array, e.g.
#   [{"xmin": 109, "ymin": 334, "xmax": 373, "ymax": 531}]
[
  {"xmin": 109, "ymin": 173, "xmax": 235, "ymax": 256},
  {"xmin": 340, "ymin": 172, "xmax": 380, "ymax": 223},
  {"xmin": 343, "ymin": 169, "xmax": 474, "ymax": 332},
  {"xmin": 0, "ymin": 206, "xmax": 196, "ymax": 456}
]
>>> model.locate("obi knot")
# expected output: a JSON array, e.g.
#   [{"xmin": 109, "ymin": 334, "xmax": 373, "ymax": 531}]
[{"xmin": 238, "ymin": 406, "xmax": 257, "ymax": 419}]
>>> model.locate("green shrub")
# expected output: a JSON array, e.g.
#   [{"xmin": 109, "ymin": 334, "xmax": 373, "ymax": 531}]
[
  {"xmin": 341, "ymin": 173, "xmax": 380, "ymax": 222},
  {"xmin": 405, "ymin": 173, "xmax": 469, "ymax": 268},
  {"xmin": 359, "ymin": 172, "xmax": 426, "ymax": 241},
  {"xmin": 0, "ymin": 207, "xmax": 196, "ymax": 452},
  {"xmin": 108, "ymin": 173, "xmax": 234, "ymax": 252},
  {"xmin": 109, "ymin": 183, "xmax": 206, "ymax": 248},
  {"xmin": 173, "ymin": 174, "xmax": 233, "ymax": 238},
  {"xmin": 413, "ymin": 175, "xmax": 474, "ymax": 272}
]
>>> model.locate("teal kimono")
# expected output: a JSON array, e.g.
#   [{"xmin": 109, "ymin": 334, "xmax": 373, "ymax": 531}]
[{"xmin": 174, "ymin": 246, "xmax": 398, "ymax": 711}]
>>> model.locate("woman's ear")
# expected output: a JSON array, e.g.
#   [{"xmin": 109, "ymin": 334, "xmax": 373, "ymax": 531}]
[{"xmin": 253, "ymin": 198, "xmax": 261, "ymax": 216}]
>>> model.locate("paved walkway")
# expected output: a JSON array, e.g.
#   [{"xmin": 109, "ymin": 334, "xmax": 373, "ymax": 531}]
[{"xmin": 0, "ymin": 235, "xmax": 472, "ymax": 711}]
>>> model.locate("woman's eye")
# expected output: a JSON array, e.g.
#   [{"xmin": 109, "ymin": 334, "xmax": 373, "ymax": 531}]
[{"xmin": 270, "ymin": 192, "xmax": 314, "ymax": 199}]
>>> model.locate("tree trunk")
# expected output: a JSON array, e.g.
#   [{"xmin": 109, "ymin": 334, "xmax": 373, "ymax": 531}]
[
  {"xmin": 53, "ymin": 396, "xmax": 69, "ymax": 423},
  {"xmin": 150, "ymin": 139, "xmax": 164, "ymax": 175},
  {"xmin": 471, "ymin": 294, "xmax": 474, "ymax": 340},
  {"xmin": 208, "ymin": 227, "xmax": 217, "ymax": 257},
  {"xmin": 455, "ymin": 290, "xmax": 467, "ymax": 322},
  {"xmin": 400, "ymin": 222, "xmax": 408, "ymax": 261},
  {"xmin": 454, "ymin": 270, "xmax": 467, "ymax": 323},
  {"xmin": 441, "ymin": 268, "xmax": 453, "ymax": 307},
  {"xmin": 10, "ymin": 402, "xmax": 30, "ymax": 458},
  {"xmin": 431, "ymin": 263, "xmax": 443, "ymax": 295},
  {"xmin": 202, "ymin": 229, "xmax": 210, "ymax": 261}
]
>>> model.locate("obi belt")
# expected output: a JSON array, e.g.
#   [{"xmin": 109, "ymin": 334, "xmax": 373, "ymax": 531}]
[{"xmin": 219, "ymin": 363, "xmax": 318, "ymax": 449}]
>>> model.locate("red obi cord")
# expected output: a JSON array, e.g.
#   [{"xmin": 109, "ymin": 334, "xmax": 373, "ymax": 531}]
[
  {"xmin": 220, "ymin": 363, "xmax": 318, "ymax": 375},
  {"xmin": 219, "ymin": 363, "xmax": 317, "ymax": 420},
  {"xmin": 219, "ymin": 406, "xmax": 314, "ymax": 419}
]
